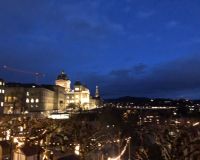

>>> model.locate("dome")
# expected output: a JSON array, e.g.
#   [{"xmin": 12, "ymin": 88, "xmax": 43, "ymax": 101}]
[
  {"xmin": 56, "ymin": 71, "xmax": 69, "ymax": 80},
  {"xmin": 74, "ymin": 81, "xmax": 82, "ymax": 86}
]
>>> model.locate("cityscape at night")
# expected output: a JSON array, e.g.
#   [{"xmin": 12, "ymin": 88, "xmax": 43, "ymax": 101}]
[{"xmin": 0, "ymin": 0, "xmax": 200, "ymax": 160}]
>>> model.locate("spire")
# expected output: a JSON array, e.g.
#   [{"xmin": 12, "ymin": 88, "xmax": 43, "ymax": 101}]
[
  {"xmin": 57, "ymin": 70, "xmax": 69, "ymax": 80},
  {"xmin": 95, "ymin": 85, "xmax": 99, "ymax": 98},
  {"xmin": 61, "ymin": 70, "xmax": 65, "ymax": 74}
]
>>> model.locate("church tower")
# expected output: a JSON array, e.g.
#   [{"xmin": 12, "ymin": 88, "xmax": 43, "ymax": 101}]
[
  {"xmin": 55, "ymin": 71, "xmax": 71, "ymax": 93},
  {"xmin": 95, "ymin": 85, "xmax": 100, "ymax": 98}
]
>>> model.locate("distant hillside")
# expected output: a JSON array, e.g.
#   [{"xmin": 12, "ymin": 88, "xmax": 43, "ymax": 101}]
[
  {"xmin": 105, "ymin": 96, "xmax": 172, "ymax": 103},
  {"xmin": 104, "ymin": 96, "xmax": 199, "ymax": 107}
]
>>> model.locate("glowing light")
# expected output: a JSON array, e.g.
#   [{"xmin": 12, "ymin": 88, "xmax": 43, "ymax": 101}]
[
  {"xmin": 75, "ymin": 144, "xmax": 80, "ymax": 155},
  {"xmin": 13, "ymin": 137, "xmax": 24, "ymax": 147},
  {"xmin": 193, "ymin": 122, "xmax": 199, "ymax": 126},
  {"xmin": 26, "ymin": 98, "xmax": 29, "ymax": 103},
  {"xmin": 35, "ymin": 98, "xmax": 39, "ymax": 103},
  {"xmin": 6, "ymin": 130, "xmax": 11, "ymax": 140},
  {"xmin": 108, "ymin": 137, "xmax": 131, "ymax": 160}
]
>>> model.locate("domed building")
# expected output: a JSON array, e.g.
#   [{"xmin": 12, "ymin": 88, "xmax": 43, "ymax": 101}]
[
  {"xmin": 55, "ymin": 71, "xmax": 71, "ymax": 92},
  {"xmin": 55, "ymin": 71, "xmax": 100, "ymax": 110}
]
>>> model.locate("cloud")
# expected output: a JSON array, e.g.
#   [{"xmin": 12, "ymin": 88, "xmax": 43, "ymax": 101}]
[{"xmin": 84, "ymin": 54, "xmax": 200, "ymax": 99}]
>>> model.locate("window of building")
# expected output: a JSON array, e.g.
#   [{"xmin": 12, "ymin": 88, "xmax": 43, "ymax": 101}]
[
  {"xmin": 36, "ymin": 105, "xmax": 39, "ymax": 108},
  {"xmin": 0, "ymin": 102, "xmax": 3, "ymax": 107},
  {"xmin": 35, "ymin": 98, "xmax": 39, "ymax": 103},
  {"xmin": 2, "ymin": 89, "xmax": 4, "ymax": 94},
  {"xmin": 31, "ymin": 98, "xmax": 34, "ymax": 103},
  {"xmin": 4, "ymin": 96, "xmax": 7, "ymax": 102},
  {"xmin": 75, "ymin": 88, "xmax": 79, "ymax": 91},
  {"xmin": 26, "ymin": 98, "xmax": 29, "ymax": 103},
  {"xmin": 0, "ymin": 89, "xmax": 1, "ymax": 93},
  {"xmin": 26, "ymin": 92, "xmax": 29, "ymax": 96},
  {"xmin": 0, "ymin": 82, "xmax": 2, "ymax": 85},
  {"xmin": 8, "ymin": 97, "xmax": 12, "ymax": 102}
]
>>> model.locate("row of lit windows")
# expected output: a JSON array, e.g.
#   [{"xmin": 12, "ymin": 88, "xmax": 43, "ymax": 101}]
[
  {"xmin": 26, "ymin": 98, "xmax": 39, "ymax": 103},
  {"xmin": 4, "ymin": 96, "xmax": 17, "ymax": 102},
  {"xmin": 0, "ymin": 82, "xmax": 5, "ymax": 86},
  {"xmin": 0, "ymin": 89, "xmax": 5, "ymax": 94}
]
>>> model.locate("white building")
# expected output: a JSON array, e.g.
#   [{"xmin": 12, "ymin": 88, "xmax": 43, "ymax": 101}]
[{"xmin": 55, "ymin": 71, "xmax": 100, "ymax": 110}]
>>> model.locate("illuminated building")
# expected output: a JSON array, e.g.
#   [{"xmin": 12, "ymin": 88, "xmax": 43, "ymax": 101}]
[
  {"xmin": 55, "ymin": 71, "xmax": 101, "ymax": 110},
  {"xmin": 55, "ymin": 71, "xmax": 71, "ymax": 93},
  {"xmin": 4, "ymin": 83, "xmax": 65, "ymax": 114},
  {"xmin": 0, "ymin": 79, "xmax": 5, "ymax": 113},
  {"xmin": 2, "ymin": 71, "xmax": 101, "ymax": 114}
]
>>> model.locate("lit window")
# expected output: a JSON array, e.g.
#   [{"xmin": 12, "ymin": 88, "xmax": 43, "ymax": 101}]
[
  {"xmin": 26, "ymin": 92, "xmax": 29, "ymax": 96},
  {"xmin": 36, "ymin": 105, "xmax": 39, "ymax": 108},
  {"xmin": 0, "ymin": 89, "xmax": 1, "ymax": 93},
  {"xmin": 26, "ymin": 98, "xmax": 29, "ymax": 103},
  {"xmin": 31, "ymin": 98, "xmax": 34, "ymax": 103},
  {"xmin": 0, "ymin": 82, "xmax": 2, "ymax": 85},
  {"xmin": 4, "ymin": 96, "xmax": 7, "ymax": 102},
  {"xmin": 0, "ymin": 102, "xmax": 3, "ymax": 107},
  {"xmin": 35, "ymin": 98, "xmax": 39, "ymax": 103},
  {"xmin": 8, "ymin": 97, "xmax": 12, "ymax": 102},
  {"xmin": 75, "ymin": 88, "xmax": 79, "ymax": 91},
  {"xmin": 2, "ymin": 90, "xmax": 4, "ymax": 94},
  {"xmin": 75, "ymin": 95, "xmax": 79, "ymax": 99},
  {"xmin": 31, "ymin": 105, "xmax": 33, "ymax": 108}
]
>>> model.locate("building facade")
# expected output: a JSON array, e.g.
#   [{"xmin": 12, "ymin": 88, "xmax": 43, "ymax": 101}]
[
  {"xmin": 2, "ymin": 71, "xmax": 101, "ymax": 114},
  {"xmin": 55, "ymin": 71, "xmax": 100, "ymax": 110},
  {"xmin": 0, "ymin": 79, "xmax": 5, "ymax": 114},
  {"xmin": 4, "ymin": 83, "xmax": 65, "ymax": 114}
]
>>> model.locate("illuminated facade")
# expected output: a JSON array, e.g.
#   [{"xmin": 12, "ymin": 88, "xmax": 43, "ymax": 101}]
[
  {"xmin": 55, "ymin": 71, "xmax": 71, "ymax": 92},
  {"xmin": 4, "ymin": 83, "xmax": 65, "ymax": 114},
  {"xmin": 55, "ymin": 71, "xmax": 100, "ymax": 110},
  {"xmin": 2, "ymin": 72, "xmax": 101, "ymax": 114}
]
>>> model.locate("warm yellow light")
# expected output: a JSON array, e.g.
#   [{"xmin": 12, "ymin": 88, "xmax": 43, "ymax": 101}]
[{"xmin": 75, "ymin": 144, "xmax": 80, "ymax": 155}]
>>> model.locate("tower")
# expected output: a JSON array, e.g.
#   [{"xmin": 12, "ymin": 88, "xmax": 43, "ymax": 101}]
[
  {"xmin": 95, "ymin": 85, "xmax": 99, "ymax": 98},
  {"xmin": 55, "ymin": 71, "xmax": 71, "ymax": 93},
  {"xmin": 0, "ymin": 79, "xmax": 5, "ymax": 113}
]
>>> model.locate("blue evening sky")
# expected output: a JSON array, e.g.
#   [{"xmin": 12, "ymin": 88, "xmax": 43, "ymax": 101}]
[{"xmin": 0, "ymin": 0, "xmax": 200, "ymax": 98}]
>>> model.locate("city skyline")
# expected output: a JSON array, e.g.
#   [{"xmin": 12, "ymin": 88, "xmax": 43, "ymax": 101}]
[{"xmin": 1, "ymin": 0, "xmax": 200, "ymax": 98}]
